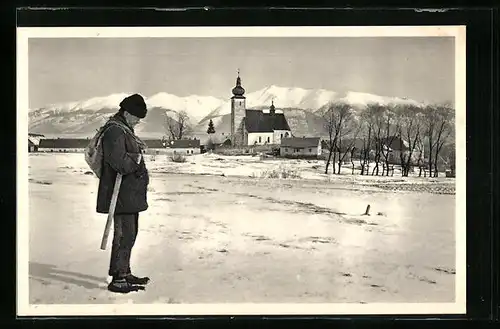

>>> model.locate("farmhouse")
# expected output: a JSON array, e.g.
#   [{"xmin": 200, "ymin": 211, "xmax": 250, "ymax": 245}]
[
  {"xmin": 38, "ymin": 138, "xmax": 90, "ymax": 153},
  {"xmin": 378, "ymin": 136, "xmax": 423, "ymax": 164},
  {"xmin": 321, "ymin": 138, "xmax": 367, "ymax": 163},
  {"xmin": 320, "ymin": 136, "xmax": 424, "ymax": 164},
  {"xmin": 280, "ymin": 137, "xmax": 322, "ymax": 158},
  {"xmin": 28, "ymin": 133, "xmax": 44, "ymax": 152},
  {"xmin": 229, "ymin": 72, "xmax": 292, "ymax": 147},
  {"xmin": 28, "ymin": 139, "xmax": 37, "ymax": 152},
  {"xmin": 144, "ymin": 139, "xmax": 166, "ymax": 149},
  {"xmin": 168, "ymin": 138, "xmax": 201, "ymax": 155},
  {"xmin": 143, "ymin": 139, "xmax": 168, "ymax": 154}
]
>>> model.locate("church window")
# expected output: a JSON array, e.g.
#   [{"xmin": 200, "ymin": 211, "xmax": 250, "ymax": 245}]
[
  {"xmin": 259, "ymin": 136, "xmax": 262, "ymax": 143},
  {"xmin": 267, "ymin": 136, "xmax": 270, "ymax": 143}
]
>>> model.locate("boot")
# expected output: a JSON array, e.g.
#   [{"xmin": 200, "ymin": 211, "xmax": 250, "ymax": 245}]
[
  {"xmin": 107, "ymin": 278, "xmax": 145, "ymax": 294},
  {"xmin": 125, "ymin": 274, "xmax": 150, "ymax": 285}
]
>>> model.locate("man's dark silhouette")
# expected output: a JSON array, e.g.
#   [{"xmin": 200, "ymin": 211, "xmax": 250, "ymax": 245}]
[{"xmin": 96, "ymin": 94, "xmax": 151, "ymax": 294}]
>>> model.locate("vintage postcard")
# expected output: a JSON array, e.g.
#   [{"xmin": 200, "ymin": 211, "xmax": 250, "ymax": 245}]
[{"xmin": 17, "ymin": 25, "xmax": 466, "ymax": 316}]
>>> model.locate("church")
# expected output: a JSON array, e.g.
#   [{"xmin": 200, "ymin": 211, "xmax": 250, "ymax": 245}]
[{"xmin": 229, "ymin": 72, "xmax": 292, "ymax": 147}]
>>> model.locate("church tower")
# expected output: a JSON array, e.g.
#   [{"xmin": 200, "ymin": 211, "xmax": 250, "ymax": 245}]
[{"xmin": 231, "ymin": 69, "xmax": 246, "ymax": 146}]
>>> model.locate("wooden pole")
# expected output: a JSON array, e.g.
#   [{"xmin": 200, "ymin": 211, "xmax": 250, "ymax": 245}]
[{"xmin": 100, "ymin": 173, "xmax": 123, "ymax": 250}]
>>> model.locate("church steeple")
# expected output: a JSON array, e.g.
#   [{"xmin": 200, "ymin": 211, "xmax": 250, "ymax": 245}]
[
  {"xmin": 232, "ymin": 69, "xmax": 245, "ymax": 97},
  {"xmin": 230, "ymin": 69, "xmax": 246, "ymax": 147}
]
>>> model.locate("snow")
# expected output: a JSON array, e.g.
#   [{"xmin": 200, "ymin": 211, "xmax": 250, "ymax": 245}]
[
  {"xmin": 203, "ymin": 85, "xmax": 425, "ymax": 120},
  {"xmin": 339, "ymin": 91, "xmax": 422, "ymax": 107},
  {"xmin": 74, "ymin": 93, "xmax": 133, "ymax": 111},
  {"xmin": 30, "ymin": 86, "xmax": 426, "ymax": 136},
  {"xmin": 146, "ymin": 92, "xmax": 226, "ymax": 123},
  {"xmin": 27, "ymin": 153, "xmax": 457, "ymax": 306}
]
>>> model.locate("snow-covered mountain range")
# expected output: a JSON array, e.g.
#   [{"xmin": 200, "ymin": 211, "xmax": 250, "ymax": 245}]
[{"xmin": 28, "ymin": 85, "xmax": 424, "ymax": 138}]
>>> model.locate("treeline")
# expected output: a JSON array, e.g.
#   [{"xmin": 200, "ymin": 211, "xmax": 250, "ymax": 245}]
[{"xmin": 320, "ymin": 101, "xmax": 455, "ymax": 178}]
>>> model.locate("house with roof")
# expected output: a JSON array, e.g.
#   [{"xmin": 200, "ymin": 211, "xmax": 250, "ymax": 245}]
[
  {"xmin": 142, "ymin": 139, "xmax": 168, "ymax": 155},
  {"xmin": 28, "ymin": 133, "xmax": 45, "ymax": 152},
  {"xmin": 28, "ymin": 139, "xmax": 37, "ymax": 152},
  {"xmin": 321, "ymin": 138, "xmax": 368, "ymax": 163},
  {"xmin": 228, "ymin": 71, "xmax": 292, "ymax": 147},
  {"xmin": 38, "ymin": 138, "xmax": 90, "ymax": 153},
  {"xmin": 377, "ymin": 136, "xmax": 424, "ymax": 164},
  {"xmin": 167, "ymin": 138, "xmax": 201, "ymax": 156},
  {"xmin": 280, "ymin": 137, "xmax": 322, "ymax": 158},
  {"xmin": 144, "ymin": 139, "xmax": 166, "ymax": 149}
]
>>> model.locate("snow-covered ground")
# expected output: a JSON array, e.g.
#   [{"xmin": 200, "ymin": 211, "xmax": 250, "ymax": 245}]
[{"xmin": 27, "ymin": 153, "xmax": 456, "ymax": 304}]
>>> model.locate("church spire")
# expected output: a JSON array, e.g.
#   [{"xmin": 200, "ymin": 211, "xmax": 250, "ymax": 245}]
[{"xmin": 232, "ymin": 68, "xmax": 245, "ymax": 97}]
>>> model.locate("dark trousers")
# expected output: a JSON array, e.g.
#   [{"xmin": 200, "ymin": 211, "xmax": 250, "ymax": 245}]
[{"xmin": 108, "ymin": 213, "xmax": 139, "ymax": 278}]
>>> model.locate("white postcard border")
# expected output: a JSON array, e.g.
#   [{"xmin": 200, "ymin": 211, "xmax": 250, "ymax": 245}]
[{"xmin": 17, "ymin": 25, "xmax": 467, "ymax": 316}]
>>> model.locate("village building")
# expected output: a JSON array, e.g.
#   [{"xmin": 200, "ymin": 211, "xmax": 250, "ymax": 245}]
[
  {"xmin": 28, "ymin": 139, "xmax": 37, "ymax": 152},
  {"xmin": 28, "ymin": 133, "xmax": 44, "ymax": 152},
  {"xmin": 143, "ymin": 139, "xmax": 168, "ymax": 154},
  {"xmin": 322, "ymin": 138, "xmax": 368, "ymax": 163},
  {"xmin": 167, "ymin": 138, "xmax": 201, "ymax": 155},
  {"xmin": 229, "ymin": 71, "xmax": 292, "ymax": 147},
  {"xmin": 144, "ymin": 139, "xmax": 166, "ymax": 149},
  {"xmin": 379, "ymin": 136, "xmax": 424, "ymax": 164},
  {"xmin": 280, "ymin": 137, "xmax": 322, "ymax": 158},
  {"xmin": 38, "ymin": 138, "xmax": 90, "ymax": 153}
]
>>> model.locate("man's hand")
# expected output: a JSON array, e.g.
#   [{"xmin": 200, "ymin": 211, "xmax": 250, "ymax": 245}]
[{"xmin": 129, "ymin": 153, "xmax": 142, "ymax": 164}]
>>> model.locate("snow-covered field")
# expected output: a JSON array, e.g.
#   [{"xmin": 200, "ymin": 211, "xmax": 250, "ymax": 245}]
[{"xmin": 27, "ymin": 153, "xmax": 456, "ymax": 305}]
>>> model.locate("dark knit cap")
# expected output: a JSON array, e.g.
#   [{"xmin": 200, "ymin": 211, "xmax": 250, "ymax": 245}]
[{"xmin": 119, "ymin": 94, "xmax": 148, "ymax": 118}]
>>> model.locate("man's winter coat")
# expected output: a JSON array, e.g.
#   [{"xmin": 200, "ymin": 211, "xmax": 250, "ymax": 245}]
[{"xmin": 96, "ymin": 113, "xmax": 149, "ymax": 214}]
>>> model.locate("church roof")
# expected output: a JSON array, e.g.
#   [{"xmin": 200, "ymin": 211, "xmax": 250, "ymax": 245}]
[{"xmin": 244, "ymin": 109, "xmax": 291, "ymax": 133}]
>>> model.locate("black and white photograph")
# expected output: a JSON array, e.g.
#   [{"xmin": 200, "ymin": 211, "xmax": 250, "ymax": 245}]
[{"xmin": 17, "ymin": 26, "xmax": 466, "ymax": 316}]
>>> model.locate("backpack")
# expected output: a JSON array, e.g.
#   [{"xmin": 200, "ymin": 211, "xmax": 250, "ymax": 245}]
[{"xmin": 84, "ymin": 123, "xmax": 115, "ymax": 178}]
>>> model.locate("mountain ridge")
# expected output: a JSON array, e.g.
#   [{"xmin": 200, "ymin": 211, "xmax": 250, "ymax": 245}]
[{"xmin": 28, "ymin": 85, "xmax": 429, "ymax": 139}]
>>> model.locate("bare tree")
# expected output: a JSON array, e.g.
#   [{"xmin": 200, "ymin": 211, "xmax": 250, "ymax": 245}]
[
  {"xmin": 337, "ymin": 120, "xmax": 361, "ymax": 174},
  {"xmin": 394, "ymin": 104, "xmax": 424, "ymax": 177},
  {"xmin": 414, "ymin": 135, "xmax": 426, "ymax": 177},
  {"xmin": 422, "ymin": 105, "xmax": 437, "ymax": 177},
  {"xmin": 431, "ymin": 105, "xmax": 454, "ymax": 177},
  {"xmin": 350, "ymin": 146, "xmax": 357, "ymax": 175},
  {"xmin": 379, "ymin": 105, "xmax": 400, "ymax": 176},
  {"xmin": 364, "ymin": 103, "xmax": 385, "ymax": 176},
  {"xmin": 358, "ymin": 111, "xmax": 374, "ymax": 175},
  {"xmin": 320, "ymin": 102, "xmax": 355, "ymax": 174},
  {"xmin": 441, "ymin": 141, "xmax": 456, "ymax": 176},
  {"xmin": 165, "ymin": 110, "xmax": 191, "ymax": 141},
  {"xmin": 421, "ymin": 103, "xmax": 454, "ymax": 177}
]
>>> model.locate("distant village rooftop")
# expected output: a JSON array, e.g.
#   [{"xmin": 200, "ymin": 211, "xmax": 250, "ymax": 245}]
[
  {"xmin": 169, "ymin": 139, "xmax": 200, "ymax": 149},
  {"xmin": 39, "ymin": 138, "xmax": 90, "ymax": 149},
  {"xmin": 281, "ymin": 137, "xmax": 321, "ymax": 148}
]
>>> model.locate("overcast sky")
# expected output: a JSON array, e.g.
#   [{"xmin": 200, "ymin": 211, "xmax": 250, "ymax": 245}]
[{"xmin": 28, "ymin": 37, "xmax": 455, "ymax": 109}]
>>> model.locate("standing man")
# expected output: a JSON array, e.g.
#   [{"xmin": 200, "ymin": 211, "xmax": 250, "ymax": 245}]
[{"xmin": 96, "ymin": 94, "xmax": 151, "ymax": 294}]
